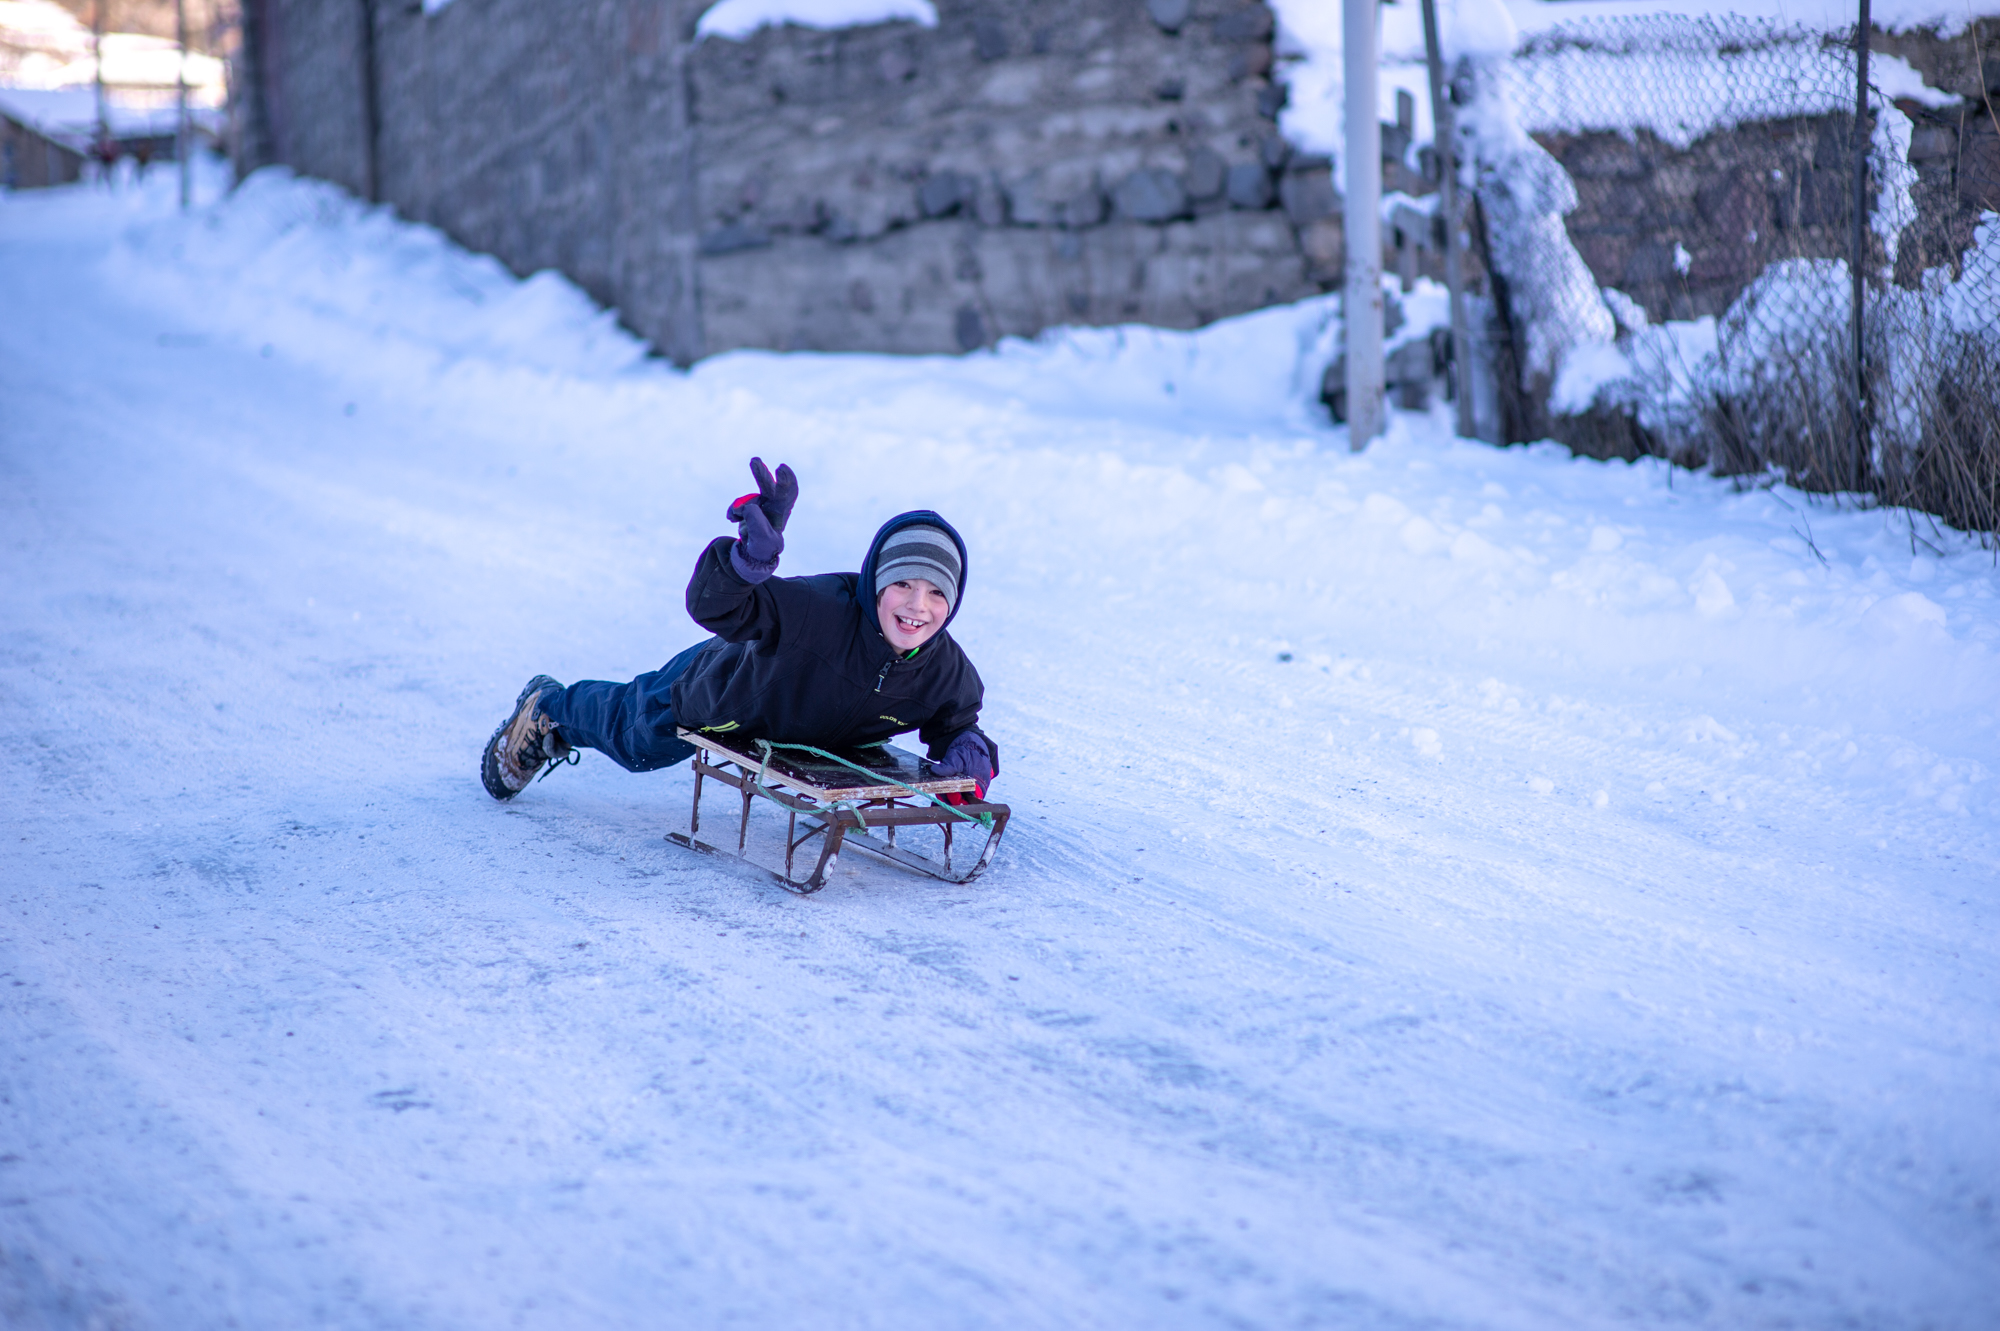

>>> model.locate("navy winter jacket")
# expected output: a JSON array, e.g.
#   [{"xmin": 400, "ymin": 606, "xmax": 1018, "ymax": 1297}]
[{"xmin": 668, "ymin": 511, "xmax": 996, "ymax": 768}]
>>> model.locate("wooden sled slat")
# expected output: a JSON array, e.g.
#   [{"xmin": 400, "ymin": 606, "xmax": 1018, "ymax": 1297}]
[
  {"xmin": 679, "ymin": 729, "xmax": 977, "ymax": 803},
  {"xmin": 668, "ymin": 729, "xmax": 1010, "ymax": 894}
]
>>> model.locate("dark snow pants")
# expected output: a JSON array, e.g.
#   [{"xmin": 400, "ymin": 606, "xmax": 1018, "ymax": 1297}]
[{"xmin": 541, "ymin": 639, "xmax": 711, "ymax": 773}]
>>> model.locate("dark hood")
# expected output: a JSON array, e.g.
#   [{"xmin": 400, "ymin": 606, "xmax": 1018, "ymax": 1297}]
[{"xmin": 856, "ymin": 510, "xmax": 971, "ymax": 636}]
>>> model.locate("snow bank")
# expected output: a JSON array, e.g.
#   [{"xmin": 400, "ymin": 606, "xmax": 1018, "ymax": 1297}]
[
  {"xmin": 107, "ymin": 168, "xmax": 651, "ymax": 383},
  {"xmin": 971, "ymin": 294, "xmax": 1341, "ymax": 431},
  {"xmin": 109, "ymin": 166, "xmax": 1343, "ymax": 433}
]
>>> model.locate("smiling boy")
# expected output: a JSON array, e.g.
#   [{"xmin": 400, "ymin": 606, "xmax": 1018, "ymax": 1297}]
[{"xmin": 481, "ymin": 459, "xmax": 999, "ymax": 803}]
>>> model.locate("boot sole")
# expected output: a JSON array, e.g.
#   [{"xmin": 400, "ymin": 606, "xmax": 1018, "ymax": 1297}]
[{"xmin": 481, "ymin": 674, "xmax": 562, "ymax": 801}]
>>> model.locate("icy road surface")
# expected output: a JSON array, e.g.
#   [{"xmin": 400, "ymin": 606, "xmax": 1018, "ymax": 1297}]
[{"xmin": 3, "ymin": 169, "xmax": 1997, "ymax": 1330}]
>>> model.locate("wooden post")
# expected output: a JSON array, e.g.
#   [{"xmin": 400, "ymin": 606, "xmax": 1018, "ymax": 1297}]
[
  {"xmin": 1420, "ymin": 0, "xmax": 1477, "ymax": 440},
  {"xmin": 1343, "ymin": 0, "xmax": 1385, "ymax": 449}
]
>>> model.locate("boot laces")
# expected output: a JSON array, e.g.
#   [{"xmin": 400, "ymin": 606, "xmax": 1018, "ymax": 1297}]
[
  {"xmin": 535, "ymin": 735, "xmax": 580, "ymax": 782},
  {"xmin": 524, "ymin": 695, "xmax": 578, "ymax": 783}
]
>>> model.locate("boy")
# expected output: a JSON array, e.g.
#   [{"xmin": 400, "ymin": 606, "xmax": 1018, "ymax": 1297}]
[{"xmin": 481, "ymin": 458, "xmax": 999, "ymax": 803}]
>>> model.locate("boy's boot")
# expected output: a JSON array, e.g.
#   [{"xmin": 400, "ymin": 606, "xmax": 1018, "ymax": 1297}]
[{"xmin": 482, "ymin": 675, "xmax": 575, "ymax": 800}]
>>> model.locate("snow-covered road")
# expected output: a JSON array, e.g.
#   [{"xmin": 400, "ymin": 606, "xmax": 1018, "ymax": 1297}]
[{"xmin": 3, "ymin": 169, "xmax": 1996, "ymax": 1330}]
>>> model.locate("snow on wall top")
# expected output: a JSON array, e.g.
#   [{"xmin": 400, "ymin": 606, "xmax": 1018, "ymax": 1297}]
[
  {"xmin": 1271, "ymin": 0, "xmax": 1995, "ymax": 167},
  {"xmin": 694, "ymin": 0, "xmax": 938, "ymax": 41},
  {"xmin": 1502, "ymin": 22, "xmax": 1957, "ymax": 151}
]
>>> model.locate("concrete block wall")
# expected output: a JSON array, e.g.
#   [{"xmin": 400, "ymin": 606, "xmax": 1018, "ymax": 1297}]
[{"xmin": 236, "ymin": 0, "xmax": 1339, "ymax": 363}]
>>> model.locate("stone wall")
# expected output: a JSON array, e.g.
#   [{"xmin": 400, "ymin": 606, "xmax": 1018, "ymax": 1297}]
[
  {"xmin": 236, "ymin": 0, "xmax": 1343, "ymax": 364},
  {"xmin": 1535, "ymin": 22, "xmax": 1999, "ymax": 326},
  {"xmin": 1536, "ymin": 115, "xmax": 1861, "ymax": 326},
  {"xmin": 687, "ymin": 1, "xmax": 1335, "ymax": 352}
]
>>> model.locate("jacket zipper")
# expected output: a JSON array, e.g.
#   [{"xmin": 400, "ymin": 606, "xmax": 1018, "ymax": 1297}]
[{"xmin": 875, "ymin": 645, "xmax": 919, "ymax": 692}]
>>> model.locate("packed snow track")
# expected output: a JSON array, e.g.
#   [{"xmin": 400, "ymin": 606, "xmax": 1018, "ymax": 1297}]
[{"xmin": 2, "ymin": 168, "xmax": 1996, "ymax": 1330}]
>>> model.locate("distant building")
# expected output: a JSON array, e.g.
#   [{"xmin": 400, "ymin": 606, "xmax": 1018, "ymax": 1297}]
[
  {"xmin": 0, "ymin": 0, "xmax": 226, "ymax": 168},
  {"xmin": 1, "ymin": 98, "xmax": 82, "ymax": 185}
]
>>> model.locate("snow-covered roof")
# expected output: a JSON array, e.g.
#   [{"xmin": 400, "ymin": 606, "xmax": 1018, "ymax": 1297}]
[{"xmin": 0, "ymin": 83, "xmax": 222, "ymax": 144}]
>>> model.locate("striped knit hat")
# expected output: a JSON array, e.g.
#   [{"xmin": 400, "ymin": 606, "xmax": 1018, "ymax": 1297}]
[{"xmin": 874, "ymin": 523, "xmax": 962, "ymax": 609}]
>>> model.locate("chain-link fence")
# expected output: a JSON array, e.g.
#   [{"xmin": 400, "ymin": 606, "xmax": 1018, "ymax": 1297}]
[{"xmin": 1463, "ymin": 15, "xmax": 2000, "ymax": 536}]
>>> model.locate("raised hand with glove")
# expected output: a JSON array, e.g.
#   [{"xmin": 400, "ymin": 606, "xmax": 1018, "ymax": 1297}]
[
  {"xmin": 725, "ymin": 456, "xmax": 798, "ymax": 584},
  {"xmin": 928, "ymin": 728, "xmax": 999, "ymax": 805}
]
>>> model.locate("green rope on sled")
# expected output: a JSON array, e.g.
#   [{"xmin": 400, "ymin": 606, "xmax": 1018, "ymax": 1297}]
[{"xmin": 753, "ymin": 738, "xmax": 995, "ymax": 831}]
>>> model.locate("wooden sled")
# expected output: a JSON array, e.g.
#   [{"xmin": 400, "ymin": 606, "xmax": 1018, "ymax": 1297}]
[{"xmin": 665, "ymin": 729, "xmax": 1012, "ymax": 895}]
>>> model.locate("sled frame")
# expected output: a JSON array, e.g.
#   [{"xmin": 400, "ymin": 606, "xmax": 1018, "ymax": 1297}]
[{"xmin": 665, "ymin": 729, "xmax": 1011, "ymax": 895}]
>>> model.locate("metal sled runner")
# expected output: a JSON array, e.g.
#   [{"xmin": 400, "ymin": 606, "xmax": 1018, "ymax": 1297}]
[{"xmin": 665, "ymin": 729, "xmax": 1012, "ymax": 894}]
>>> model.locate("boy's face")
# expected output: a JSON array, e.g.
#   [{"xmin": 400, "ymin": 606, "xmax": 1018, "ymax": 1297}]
[{"xmin": 876, "ymin": 578, "xmax": 950, "ymax": 651}]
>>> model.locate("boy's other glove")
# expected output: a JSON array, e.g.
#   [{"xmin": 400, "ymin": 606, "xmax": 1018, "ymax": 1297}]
[
  {"xmin": 725, "ymin": 457, "xmax": 798, "ymax": 533},
  {"xmin": 726, "ymin": 457, "xmax": 796, "ymax": 581},
  {"xmin": 930, "ymin": 729, "xmax": 997, "ymax": 803}
]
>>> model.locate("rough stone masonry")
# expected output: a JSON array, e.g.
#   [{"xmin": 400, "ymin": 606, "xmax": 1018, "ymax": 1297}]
[{"xmin": 235, "ymin": 0, "xmax": 1346, "ymax": 363}]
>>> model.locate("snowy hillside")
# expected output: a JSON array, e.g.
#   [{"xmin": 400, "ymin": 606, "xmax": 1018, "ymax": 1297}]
[{"xmin": 2, "ymin": 167, "xmax": 1996, "ymax": 1329}]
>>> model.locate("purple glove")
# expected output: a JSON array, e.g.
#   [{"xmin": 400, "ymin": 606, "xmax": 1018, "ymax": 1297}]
[
  {"xmin": 725, "ymin": 458, "xmax": 796, "ymax": 582},
  {"xmin": 930, "ymin": 730, "xmax": 997, "ymax": 800},
  {"xmin": 729, "ymin": 501, "xmax": 783, "ymax": 582},
  {"xmin": 725, "ymin": 457, "xmax": 798, "ymax": 532}
]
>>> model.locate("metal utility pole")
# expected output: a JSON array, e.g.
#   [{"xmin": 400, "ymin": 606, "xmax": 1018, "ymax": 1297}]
[
  {"xmin": 1343, "ymin": 0, "xmax": 1385, "ymax": 448},
  {"xmin": 1848, "ymin": 0, "xmax": 1872, "ymax": 461},
  {"xmin": 176, "ymin": 0, "xmax": 190, "ymax": 209},
  {"xmin": 1420, "ymin": 0, "xmax": 1475, "ymax": 440}
]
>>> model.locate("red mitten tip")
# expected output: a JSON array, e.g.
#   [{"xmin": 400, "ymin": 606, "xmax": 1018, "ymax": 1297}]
[
  {"xmin": 725, "ymin": 492, "xmax": 762, "ymax": 522},
  {"xmin": 941, "ymin": 783, "xmax": 987, "ymax": 808}
]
